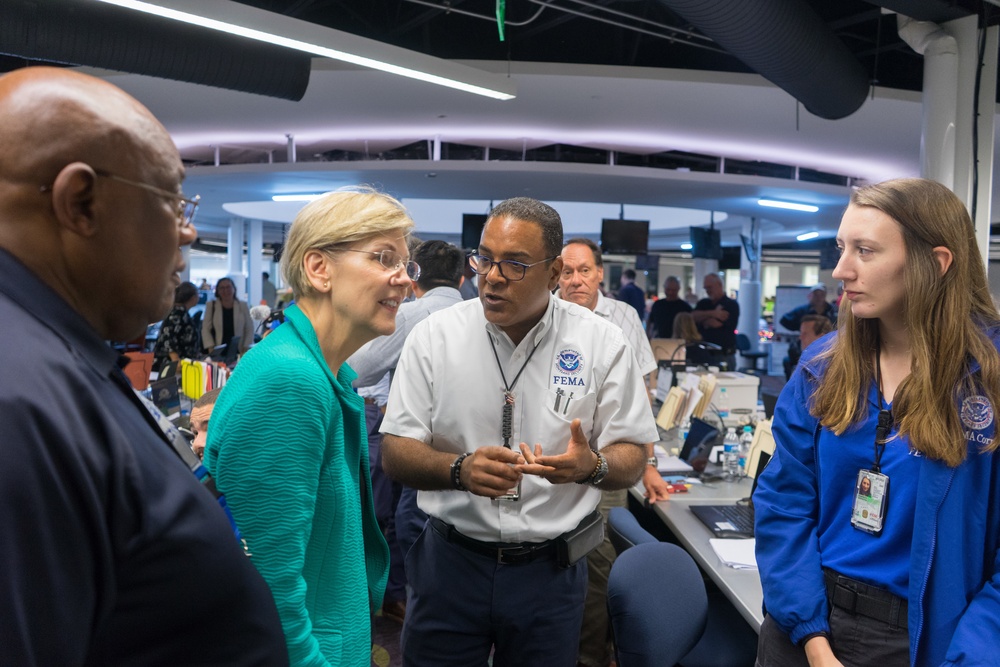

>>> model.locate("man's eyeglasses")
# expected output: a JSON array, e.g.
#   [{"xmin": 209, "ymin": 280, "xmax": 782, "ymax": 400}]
[
  {"xmin": 40, "ymin": 168, "xmax": 200, "ymax": 228},
  {"xmin": 341, "ymin": 248, "xmax": 421, "ymax": 281},
  {"xmin": 468, "ymin": 254, "xmax": 557, "ymax": 282}
]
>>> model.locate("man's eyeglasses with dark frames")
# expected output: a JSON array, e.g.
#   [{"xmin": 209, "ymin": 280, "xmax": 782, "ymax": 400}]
[
  {"xmin": 468, "ymin": 254, "xmax": 557, "ymax": 281},
  {"xmin": 40, "ymin": 168, "xmax": 200, "ymax": 228},
  {"xmin": 340, "ymin": 248, "xmax": 421, "ymax": 281}
]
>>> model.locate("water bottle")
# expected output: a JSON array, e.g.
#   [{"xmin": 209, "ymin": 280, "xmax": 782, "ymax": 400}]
[
  {"xmin": 716, "ymin": 386, "xmax": 729, "ymax": 417},
  {"xmin": 723, "ymin": 427, "xmax": 740, "ymax": 481},
  {"xmin": 739, "ymin": 425, "xmax": 754, "ymax": 477}
]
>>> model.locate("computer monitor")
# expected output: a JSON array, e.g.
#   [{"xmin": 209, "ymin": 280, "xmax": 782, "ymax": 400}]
[
  {"xmin": 678, "ymin": 417, "xmax": 720, "ymax": 472},
  {"xmin": 600, "ymin": 219, "xmax": 649, "ymax": 255},
  {"xmin": 461, "ymin": 213, "xmax": 488, "ymax": 250},
  {"xmin": 690, "ymin": 227, "xmax": 721, "ymax": 259}
]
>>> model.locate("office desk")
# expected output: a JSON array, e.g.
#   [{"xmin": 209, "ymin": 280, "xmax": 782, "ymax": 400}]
[{"xmin": 631, "ymin": 475, "xmax": 764, "ymax": 633}]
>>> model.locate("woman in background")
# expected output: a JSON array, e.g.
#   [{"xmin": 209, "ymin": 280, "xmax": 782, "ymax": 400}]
[
  {"xmin": 151, "ymin": 280, "xmax": 200, "ymax": 372},
  {"xmin": 202, "ymin": 276, "xmax": 253, "ymax": 356},
  {"xmin": 754, "ymin": 178, "xmax": 1000, "ymax": 666},
  {"xmin": 204, "ymin": 188, "xmax": 419, "ymax": 666},
  {"xmin": 672, "ymin": 311, "xmax": 707, "ymax": 366}
]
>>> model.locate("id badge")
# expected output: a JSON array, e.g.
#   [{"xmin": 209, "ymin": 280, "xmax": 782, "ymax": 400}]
[{"xmin": 850, "ymin": 469, "xmax": 889, "ymax": 536}]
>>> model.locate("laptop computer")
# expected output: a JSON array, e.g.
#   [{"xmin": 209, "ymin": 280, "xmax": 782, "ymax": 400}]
[
  {"xmin": 690, "ymin": 419, "xmax": 775, "ymax": 539},
  {"xmin": 656, "ymin": 417, "xmax": 720, "ymax": 475}
]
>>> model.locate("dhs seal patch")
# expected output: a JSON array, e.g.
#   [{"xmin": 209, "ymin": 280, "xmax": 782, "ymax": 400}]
[
  {"xmin": 556, "ymin": 349, "xmax": 584, "ymax": 374},
  {"xmin": 961, "ymin": 395, "xmax": 993, "ymax": 431}
]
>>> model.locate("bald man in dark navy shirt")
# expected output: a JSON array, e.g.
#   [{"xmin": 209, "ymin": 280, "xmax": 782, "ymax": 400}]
[{"xmin": 0, "ymin": 67, "xmax": 287, "ymax": 666}]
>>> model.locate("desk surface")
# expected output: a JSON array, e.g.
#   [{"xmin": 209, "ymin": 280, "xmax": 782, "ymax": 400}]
[{"xmin": 632, "ymin": 472, "xmax": 764, "ymax": 632}]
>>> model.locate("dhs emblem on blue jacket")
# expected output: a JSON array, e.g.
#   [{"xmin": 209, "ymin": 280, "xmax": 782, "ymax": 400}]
[
  {"xmin": 961, "ymin": 395, "xmax": 993, "ymax": 430},
  {"xmin": 556, "ymin": 349, "xmax": 584, "ymax": 374}
]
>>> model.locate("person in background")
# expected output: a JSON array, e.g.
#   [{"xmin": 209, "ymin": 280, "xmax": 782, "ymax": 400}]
[
  {"xmin": 616, "ymin": 268, "xmax": 646, "ymax": 322},
  {"xmin": 754, "ymin": 178, "xmax": 1000, "ymax": 667},
  {"xmin": 205, "ymin": 188, "xmax": 417, "ymax": 666},
  {"xmin": 199, "ymin": 278, "xmax": 210, "ymax": 290},
  {"xmin": 348, "ymin": 239, "xmax": 467, "ymax": 625},
  {"xmin": 672, "ymin": 311, "xmax": 709, "ymax": 367},
  {"xmin": 798, "ymin": 314, "xmax": 833, "ymax": 353},
  {"xmin": 647, "ymin": 275, "xmax": 692, "ymax": 339},
  {"xmin": 0, "ymin": 66, "xmax": 286, "ymax": 665},
  {"xmin": 459, "ymin": 258, "xmax": 479, "ymax": 300},
  {"xmin": 152, "ymin": 280, "xmax": 200, "ymax": 372},
  {"xmin": 381, "ymin": 197, "xmax": 657, "ymax": 667},
  {"xmin": 692, "ymin": 272, "xmax": 739, "ymax": 371},
  {"xmin": 189, "ymin": 387, "xmax": 221, "ymax": 460},
  {"xmin": 202, "ymin": 276, "xmax": 253, "ymax": 356},
  {"xmin": 558, "ymin": 237, "xmax": 670, "ymax": 667},
  {"xmin": 781, "ymin": 287, "xmax": 838, "ymax": 379},
  {"xmin": 262, "ymin": 270, "xmax": 277, "ymax": 308}
]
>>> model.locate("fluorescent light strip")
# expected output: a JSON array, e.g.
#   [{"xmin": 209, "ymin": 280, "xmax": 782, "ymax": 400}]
[
  {"xmin": 758, "ymin": 199, "xmax": 819, "ymax": 213},
  {"xmin": 796, "ymin": 231, "xmax": 820, "ymax": 241},
  {"xmin": 272, "ymin": 193, "xmax": 326, "ymax": 202},
  {"xmin": 680, "ymin": 243, "xmax": 693, "ymax": 250},
  {"xmin": 95, "ymin": 0, "xmax": 516, "ymax": 100}
]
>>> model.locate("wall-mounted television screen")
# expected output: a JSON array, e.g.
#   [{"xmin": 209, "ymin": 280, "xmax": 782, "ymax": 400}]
[
  {"xmin": 461, "ymin": 213, "xmax": 488, "ymax": 250},
  {"xmin": 690, "ymin": 227, "xmax": 721, "ymax": 259},
  {"xmin": 819, "ymin": 242, "xmax": 840, "ymax": 270},
  {"xmin": 634, "ymin": 253, "xmax": 660, "ymax": 271},
  {"xmin": 719, "ymin": 246, "xmax": 742, "ymax": 270},
  {"xmin": 600, "ymin": 219, "xmax": 649, "ymax": 255}
]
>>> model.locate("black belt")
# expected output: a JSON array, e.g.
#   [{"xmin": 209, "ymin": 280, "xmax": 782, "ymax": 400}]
[
  {"xmin": 429, "ymin": 517, "xmax": 556, "ymax": 565},
  {"xmin": 824, "ymin": 569, "xmax": 908, "ymax": 629}
]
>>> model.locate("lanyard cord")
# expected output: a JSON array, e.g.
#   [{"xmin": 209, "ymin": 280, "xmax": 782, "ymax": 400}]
[
  {"xmin": 488, "ymin": 332, "xmax": 542, "ymax": 448},
  {"xmin": 873, "ymin": 336, "xmax": 892, "ymax": 473}
]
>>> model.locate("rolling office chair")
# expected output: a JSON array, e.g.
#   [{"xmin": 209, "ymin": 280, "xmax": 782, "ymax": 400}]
[
  {"xmin": 606, "ymin": 507, "xmax": 758, "ymax": 667},
  {"xmin": 735, "ymin": 333, "xmax": 768, "ymax": 374},
  {"xmin": 608, "ymin": 541, "xmax": 707, "ymax": 667}
]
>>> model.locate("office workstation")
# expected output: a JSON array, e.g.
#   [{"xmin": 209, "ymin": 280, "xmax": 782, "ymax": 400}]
[{"xmin": 5, "ymin": 3, "xmax": 1000, "ymax": 667}]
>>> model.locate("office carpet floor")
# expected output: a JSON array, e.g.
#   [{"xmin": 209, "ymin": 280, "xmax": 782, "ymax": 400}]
[{"xmin": 371, "ymin": 609, "xmax": 403, "ymax": 667}]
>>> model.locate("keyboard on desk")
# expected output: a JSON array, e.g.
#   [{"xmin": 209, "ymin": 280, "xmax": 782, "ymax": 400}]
[{"xmin": 690, "ymin": 503, "xmax": 754, "ymax": 539}]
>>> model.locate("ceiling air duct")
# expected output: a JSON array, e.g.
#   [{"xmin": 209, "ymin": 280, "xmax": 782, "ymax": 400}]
[
  {"xmin": 0, "ymin": 0, "xmax": 311, "ymax": 101},
  {"xmin": 655, "ymin": 0, "xmax": 869, "ymax": 120}
]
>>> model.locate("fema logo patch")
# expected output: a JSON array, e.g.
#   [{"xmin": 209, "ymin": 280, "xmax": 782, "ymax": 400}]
[
  {"xmin": 556, "ymin": 349, "xmax": 584, "ymax": 374},
  {"xmin": 961, "ymin": 395, "xmax": 993, "ymax": 431}
]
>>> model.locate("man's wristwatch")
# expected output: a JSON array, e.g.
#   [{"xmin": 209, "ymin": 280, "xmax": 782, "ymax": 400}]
[
  {"xmin": 577, "ymin": 451, "xmax": 609, "ymax": 487},
  {"xmin": 647, "ymin": 456, "xmax": 658, "ymax": 468}
]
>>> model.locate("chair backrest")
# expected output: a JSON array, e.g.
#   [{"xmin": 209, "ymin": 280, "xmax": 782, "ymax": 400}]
[
  {"xmin": 735, "ymin": 332, "xmax": 751, "ymax": 352},
  {"xmin": 608, "ymin": 542, "xmax": 709, "ymax": 667},
  {"xmin": 607, "ymin": 506, "xmax": 658, "ymax": 555}
]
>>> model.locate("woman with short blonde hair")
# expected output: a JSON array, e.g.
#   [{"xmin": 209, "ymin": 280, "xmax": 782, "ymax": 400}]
[{"xmin": 205, "ymin": 187, "xmax": 418, "ymax": 666}]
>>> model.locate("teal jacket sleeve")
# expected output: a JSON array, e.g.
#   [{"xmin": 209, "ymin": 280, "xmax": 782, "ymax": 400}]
[{"xmin": 207, "ymin": 365, "xmax": 333, "ymax": 667}]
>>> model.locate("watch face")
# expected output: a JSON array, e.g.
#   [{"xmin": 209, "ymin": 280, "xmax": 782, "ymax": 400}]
[{"xmin": 590, "ymin": 453, "xmax": 609, "ymax": 486}]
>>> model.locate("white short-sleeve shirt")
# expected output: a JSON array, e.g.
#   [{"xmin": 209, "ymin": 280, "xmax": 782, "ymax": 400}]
[
  {"xmin": 381, "ymin": 295, "xmax": 659, "ymax": 542},
  {"xmin": 593, "ymin": 291, "xmax": 657, "ymax": 376}
]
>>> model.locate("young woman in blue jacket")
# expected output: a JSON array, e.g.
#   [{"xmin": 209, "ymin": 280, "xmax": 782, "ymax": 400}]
[{"xmin": 754, "ymin": 178, "xmax": 1000, "ymax": 667}]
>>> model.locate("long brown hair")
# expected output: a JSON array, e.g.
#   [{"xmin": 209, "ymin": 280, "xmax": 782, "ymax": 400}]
[{"xmin": 811, "ymin": 178, "xmax": 1000, "ymax": 466}]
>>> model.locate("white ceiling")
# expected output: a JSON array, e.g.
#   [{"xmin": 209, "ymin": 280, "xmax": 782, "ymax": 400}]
[{"xmin": 89, "ymin": 57, "xmax": 976, "ymax": 247}]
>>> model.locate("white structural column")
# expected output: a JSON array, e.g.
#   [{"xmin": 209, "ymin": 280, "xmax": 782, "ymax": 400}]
[
  {"xmin": 179, "ymin": 245, "xmax": 191, "ymax": 284},
  {"xmin": 899, "ymin": 13, "xmax": 998, "ymax": 270},
  {"xmin": 247, "ymin": 219, "xmax": 264, "ymax": 307},
  {"xmin": 692, "ymin": 257, "xmax": 718, "ymax": 302},
  {"xmin": 227, "ymin": 217, "xmax": 245, "ymax": 298}
]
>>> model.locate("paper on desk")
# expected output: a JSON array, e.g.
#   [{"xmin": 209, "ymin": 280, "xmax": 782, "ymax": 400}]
[
  {"xmin": 653, "ymin": 444, "xmax": 693, "ymax": 474},
  {"xmin": 709, "ymin": 538, "xmax": 757, "ymax": 569}
]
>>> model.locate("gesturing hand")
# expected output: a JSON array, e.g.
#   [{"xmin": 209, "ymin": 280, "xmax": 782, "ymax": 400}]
[
  {"xmin": 460, "ymin": 446, "xmax": 524, "ymax": 499},
  {"xmin": 517, "ymin": 419, "xmax": 598, "ymax": 484}
]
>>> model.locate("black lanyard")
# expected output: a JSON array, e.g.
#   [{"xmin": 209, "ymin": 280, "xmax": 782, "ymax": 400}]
[
  {"xmin": 488, "ymin": 332, "xmax": 542, "ymax": 448},
  {"xmin": 873, "ymin": 339, "xmax": 893, "ymax": 473}
]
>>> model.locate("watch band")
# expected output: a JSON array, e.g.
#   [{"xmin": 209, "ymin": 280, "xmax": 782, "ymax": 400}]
[
  {"xmin": 647, "ymin": 456, "xmax": 658, "ymax": 467},
  {"xmin": 451, "ymin": 452, "xmax": 472, "ymax": 491}
]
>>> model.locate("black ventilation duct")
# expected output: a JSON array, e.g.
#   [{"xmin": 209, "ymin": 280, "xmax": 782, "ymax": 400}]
[
  {"xmin": 655, "ymin": 0, "xmax": 869, "ymax": 120},
  {"xmin": 1, "ymin": 0, "xmax": 311, "ymax": 101}
]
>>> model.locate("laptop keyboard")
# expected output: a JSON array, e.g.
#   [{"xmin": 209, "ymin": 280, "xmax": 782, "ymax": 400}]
[{"xmin": 712, "ymin": 505, "xmax": 754, "ymax": 534}]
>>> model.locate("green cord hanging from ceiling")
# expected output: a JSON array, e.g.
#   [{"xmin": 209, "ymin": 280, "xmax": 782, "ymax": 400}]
[{"xmin": 496, "ymin": 0, "xmax": 506, "ymax": 41}]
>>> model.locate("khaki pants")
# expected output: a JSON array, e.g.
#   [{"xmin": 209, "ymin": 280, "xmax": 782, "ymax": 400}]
[{"xmin": 577, "ymin": 488, "xmax": 627, "ymax": 667}]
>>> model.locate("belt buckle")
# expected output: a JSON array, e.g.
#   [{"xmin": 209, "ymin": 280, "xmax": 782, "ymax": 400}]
[{"xmin": 496, "ymin": 545, "xmax": 533, "ymax": 565}]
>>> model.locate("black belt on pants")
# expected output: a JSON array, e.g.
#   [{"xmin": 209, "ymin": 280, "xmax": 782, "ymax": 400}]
[
  {"xmin": 429, "ymin": 516, "xmax": 556, "ymax": 565},
  {"xmin": 824, "ymin": 569, "xmax": 908, "ymax": 629}
]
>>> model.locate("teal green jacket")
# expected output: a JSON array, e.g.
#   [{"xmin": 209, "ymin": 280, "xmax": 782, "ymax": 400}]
[{"xmin": 205, "ymin": 304, "xmax": 389, "ymax": 666}]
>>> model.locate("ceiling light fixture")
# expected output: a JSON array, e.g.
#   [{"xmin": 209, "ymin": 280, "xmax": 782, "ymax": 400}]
[
  {"xmin": 680, "ymin": 243, "xmax": 693, "ymax": 250},
  {"xmin": 272, "ymin": 194, "xmax": 326, "ymax": 202},
  {"xmin": 94, "ymin": 0, "xmax": 517, "ymax": 100},
  {"xmin": 758, "ymin": 199, "xmax": 819, "ymax": 213},
  {"xmin": 796, "ymin": 231, "xmax": 820, "ymax": 241}
]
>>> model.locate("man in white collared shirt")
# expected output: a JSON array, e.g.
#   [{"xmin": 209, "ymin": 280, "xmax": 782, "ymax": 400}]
[
  {"xmin": 559, "ymin": 237, "xmax": 670, "ymax": 667},
  {"xmin": 381, "ymin": 198, "xmax": 657, "ymax": 667}
]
